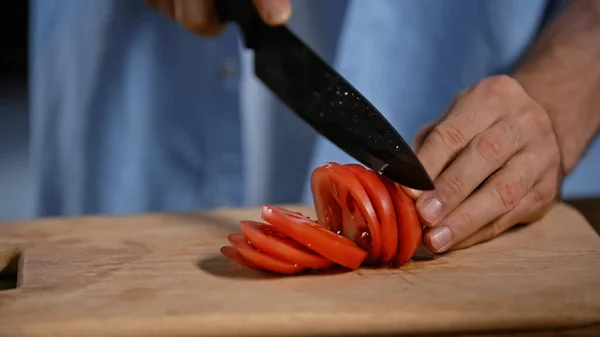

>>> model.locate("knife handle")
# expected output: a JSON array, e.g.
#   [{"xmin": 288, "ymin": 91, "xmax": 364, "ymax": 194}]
[{"xmin": 215, "ymin": 0, "xmax": 280, "ymax": 49}]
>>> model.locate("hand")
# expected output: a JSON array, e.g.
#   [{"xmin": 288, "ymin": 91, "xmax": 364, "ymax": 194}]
[
  {"xmin": 146, "ymin": 0, "xmax": 291, "ymax": 36},
  {"xmin": 408, "ymin": 75, "xmax": 564, "ymax": 253}
]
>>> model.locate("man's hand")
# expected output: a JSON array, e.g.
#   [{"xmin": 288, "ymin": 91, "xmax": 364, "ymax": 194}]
[
  {"xmin": 410, "ymin": 0, "xmax": 600, "ymax": 254},
  {"xmin": 146, "ymin": 0, "xmax": 291, "ymax": 36},
  {"xmin": 409, "ymin": 75, "xmax": 563, "ymax": 253}
]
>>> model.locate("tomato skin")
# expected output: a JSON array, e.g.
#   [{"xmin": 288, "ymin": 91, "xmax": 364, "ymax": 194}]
[
  {"xmin": 381, "ymin": 177, "xmax": 422, "ymax": 266},
  {"xmin": 227, "ymin": 233, "xmax": 307, "ymax": 274},
  {"xmin": 261, "ymin": 204, "xmax": 368, "ymax": 270},
  {"xmin": 220, "ymin": 162, "xmax": 424, "ymax": 274},
  {"xmin": 239, "ymin": 220, "xmax": 334, "ymax": 269},
  {"xmin": 343, "ymin": 164, "xmax": 398, "ymax": 266},
  {"xmin": 220, "ymin": 246, "xmax": 260, "ymax": 270},
  {"xmin": 311, "ymin": 162, "xmax": 382, "ymax": 262}
]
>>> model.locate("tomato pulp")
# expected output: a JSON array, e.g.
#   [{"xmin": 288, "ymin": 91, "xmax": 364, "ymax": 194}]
[{"xmin": 220, "ymin": 162, "xmax": 424, "ymax": 274}]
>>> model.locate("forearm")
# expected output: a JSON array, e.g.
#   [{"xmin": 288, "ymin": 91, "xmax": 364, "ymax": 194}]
[{"xmin": 514, "ymin": 0, "xmax": 600, "ymax": 175}]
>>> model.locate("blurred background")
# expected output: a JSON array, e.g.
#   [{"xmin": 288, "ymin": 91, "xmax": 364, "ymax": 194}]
[
  {"xmin": 0, "ymin": 1, "xmax": 597, "ymax": 227},
  {"xmin": 0, "ymin": 2, "xmax": 29, "ymax": 222}
]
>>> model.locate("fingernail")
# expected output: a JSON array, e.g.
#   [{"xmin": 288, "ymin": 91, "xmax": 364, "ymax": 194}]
[
  {"xmin": 420, "ymin": 196, "xmax": 442, "ymax": 223},
  {"xmin": 429, "ymin": 226, "xmax": 453, "ymax": 252},
  {"xmin": 261, "ymin": 1, "xmax": 291, "ymax": 25}
]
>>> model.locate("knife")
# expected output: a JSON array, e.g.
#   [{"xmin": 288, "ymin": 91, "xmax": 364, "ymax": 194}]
[{"xmin": 215, "ymin": 0, "xmax": 434, "ymax": 191}]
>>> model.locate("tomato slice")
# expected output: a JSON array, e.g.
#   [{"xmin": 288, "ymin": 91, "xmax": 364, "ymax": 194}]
[
  {"xmin": 227, "ymin": 233, "xmax": 307, "ymax": 274},
  {"xmin": 311, "ymin": 162, "xmax": 382, "ymax": 262},
  {"xmin": 381, "ymin": 177, "xmax": 422, "ymax": 266},
  {"xmin": 261, "ymin": 204, "xmax": 368, "ymax": 270},
  {"xmin": 239, "ymin": 220, "xmax": 334, "ymax": 269},
  {"xmin": 344, "ymin": 164, "xmax": 398, "ymax": 266},
  {"xmin": 220, "ymin": 245, "xmax": 260, "ymax": 270}
]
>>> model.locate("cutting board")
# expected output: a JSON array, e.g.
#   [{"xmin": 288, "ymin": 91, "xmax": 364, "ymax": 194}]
[{"xmin": 1, "ymin": 202, "xmax": 600, "ymax": 337}]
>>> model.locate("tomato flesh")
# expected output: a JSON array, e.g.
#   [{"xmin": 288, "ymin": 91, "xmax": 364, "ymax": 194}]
[
  {"xmin": 220, "ymin": 246, "xmax": 260, "ymax": 270},
  {"xmin": 227, "ymin": 233, "xmax": 307, "ymax": 274},
  {"xmin": 311, "ymin": 162, "xmax": 382, "ymax": 262},
  {"xmin": 344, "ymin": 164, "xmax": 399, "ymax": 266},
  {"xmin": 381, "ymin": 176, "xmax": 422, "ymax": 266},
  {"xmin": 261, "ymin": 204, "xmax": 368, "ymax": 270},
  {"xmin": 240, "ymin": 220, "xmax": 334, "ymax": 269},
  {"xmin": 219, "ymin": 161, "xmax": 424, "ymax": 274}
]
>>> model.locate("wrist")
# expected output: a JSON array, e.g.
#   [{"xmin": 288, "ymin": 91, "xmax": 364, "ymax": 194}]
[
  {"xmin": 514, "ymin": 72, "xmax": 599, "ymax": 175},
  {"xmin": 512, "ymin": 1, "xmax": 600, "ymax": 175}
]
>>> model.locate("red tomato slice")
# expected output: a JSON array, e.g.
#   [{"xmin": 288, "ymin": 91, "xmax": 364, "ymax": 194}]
[
  {"xmin": 220, "ymin": 245, "xmax": 260, "ymax": 270},
  {"xmin": 344, "ymin": 163, "xmax": 398, "ymax": 266},
  {"xmin": 261, "ymin": 204, "xmax": 368, "ymax": 270},
  {"xmin": 381, "ymin": 177, "xmax": 422, "ymax": 266},
  {"xmin": 239, "ymin": 220, "xmax": 334, "ymax": 269},
  {"xmin": 227, "ymin": 233, "xmax": 307, "ymax": 274},
  {"xmin": 311, "ymin": 162, "xmax": 382, "ymax": 262}
]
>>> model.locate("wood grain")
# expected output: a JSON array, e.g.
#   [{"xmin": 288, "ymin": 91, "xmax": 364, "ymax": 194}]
[{"xmin": 0, "ymin": 202, "xmax": 599, "ymax": 337}]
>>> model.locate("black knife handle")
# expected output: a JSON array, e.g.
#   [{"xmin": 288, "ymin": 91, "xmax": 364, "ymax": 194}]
[{"xmin": 215, "ymin": 0, "xmax": 282, "ymax": 49}]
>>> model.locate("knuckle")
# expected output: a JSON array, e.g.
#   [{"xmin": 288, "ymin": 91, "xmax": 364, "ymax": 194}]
[
  {"xmin": 530, "ymin": 186, "xmax": 547, "ymax": 205},
  {"xmin": 524, "ymin": 102, "xmax": 552, "ymax": 132},
  {"xmin": 492, "ymin": 180, "xmax": 522, "ymax": 212},
  {"xmin": 456, "ymin": 211, "xmax": 477, "ymax": 233},
  {"xmin": 472, "ymin": 133, "xmax": 505, "ymax": 164},
  {"xmin": 489, "ymin": 220, "xmax": 508, "ymax": 239},
  {"xmin": 541, "ymin": 182, "xmax": 559, "ymax": 204},
  {"xmin": 475, "ymin": 75, "xmax": 521, "ymax": 98},
  {"xmin": 430, "ymin": 123, "xmax": 466, "ymax": 151},
  {"xmin": 441, "ymin": 174, "xmax": 464, "ymax": 197},
  {"xmin": 529, "ymin": 180, "xmax": 559, "ymax": 207}
]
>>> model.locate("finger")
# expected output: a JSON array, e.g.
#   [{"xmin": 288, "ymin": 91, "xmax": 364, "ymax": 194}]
[
  {"xmin": 252, "ymin": 0, "xmax": 292, "ymax": 25},
  {"xmin": 401, "ymin": 88, "xmax": 471, "ymax": 200},
  {"xmin": 174, "ymin": 0, "xmax": 224, "ymax": 36},
  {"xmin": 416, "ymin": 119, "xmax": 526, "ymax": 226},
  {"xmin": 422, "ymin": 151, "xmax": 543, "ymax": 253},
  {"xmin": 416, "ymin": 76, "xmax": 523, "ymax": 183},
  {"xmin": 450, "ymin": 175, "xmax": 559, "ymax": 250},
  {"xmin": 412, "ymin": 88, "xmax": 471, "ymax": 152},
  {"xmin": 401, "ymin": 121, "xmax": 437, "ymax": 200},
  {"xmin": 403, "ymin": 88, "xmax": 470, "ymax": 199},
  {"xmin": 412, "ymin": 121, "xmax": 436, "ymax": 151}
]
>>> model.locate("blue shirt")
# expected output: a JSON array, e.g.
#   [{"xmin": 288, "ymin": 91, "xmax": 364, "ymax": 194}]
[{"xmin": 30, "ymin": 0, "xmax": 599, "ymax": 217}]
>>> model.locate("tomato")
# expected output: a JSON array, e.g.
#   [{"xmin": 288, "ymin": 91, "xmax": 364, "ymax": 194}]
[
  {"xmin": 239, "ymin": 220, "xmax": 334, "ymax": 269},
  {"xmin": 220, "ymin": 245, "xmax": 260, "ymax": 270},
  {"xmin": 381, "ymin": 176, "xmax": 422, "ymax": 266},
  {"xmin": 311, "ymin": 162, "xmax": 382, "ymax": 262},
  {"xmin": 343, "ymin": 164, "xmax": 398, "ymax": 266},
  {"xmin": 219, "ymin": 161, "xmax": 425, "ymax": 275},
  {"xmin": 227, "ymin": 233, "xmax": 307, "ymax": 274},
  {"xmin": 261, "ymin": 204, "xmax": 368, "ymax": 270}
]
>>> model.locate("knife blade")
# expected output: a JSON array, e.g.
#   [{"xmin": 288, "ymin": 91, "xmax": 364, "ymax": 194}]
[{"xmin": 215, "ymin": 0, "xmax": 434, "ymax": 191}]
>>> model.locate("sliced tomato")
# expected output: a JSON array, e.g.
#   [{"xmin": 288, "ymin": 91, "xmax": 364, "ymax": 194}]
[
  {"xmin": 310, "ymin": 162, "xmax": 382, "ymax": 262},
  {"xmin": 381, "ymin": 177, "xmax": 422, "ymax": 266},
  {"xmin": 239, "ymin": 220, "xmax": 334, "ymax": 269},
  {"xmin": 344, "ymin": 163, "xmax": 398, "ymax": 266},
  {"xmin": 227, "ymin": 233, "xmax": 307, "ymax": 274},
  {"xmin": 261, "ymin": 204, "xmax": 368, "ymax": 270},
  {"xmin": 220, "ymin": 245, "xmax": 260, "ymax": 270}
]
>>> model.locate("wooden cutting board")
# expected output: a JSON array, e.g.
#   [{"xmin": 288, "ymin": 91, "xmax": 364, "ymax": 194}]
[{"xmin": 1, "ymin": 202, "xmax": 599, "ymax": 337}]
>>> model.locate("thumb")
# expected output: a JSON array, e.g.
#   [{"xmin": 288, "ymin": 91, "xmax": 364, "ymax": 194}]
[{"xmin": 252, "ymin": 0, "xmax": 292, "ymax": 25}]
